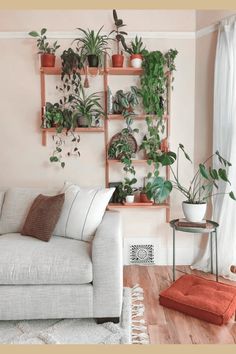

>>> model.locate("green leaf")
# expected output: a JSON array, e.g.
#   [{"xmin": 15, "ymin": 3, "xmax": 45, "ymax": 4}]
[
  {"xmin": 29, "ymin": 31, "xmax": 39, "ymax": 37},
  {"xmin": 150, "ymin": 177, "xmax": 172, "ymax": 203},
  {"xmin": 218, "ymin": 168, "xmax": 230, "ymax": 183},
  {"xmin": 199, "ymin": 164, "xmax": 209, "ymax": 179},
  {"xmin": 159, "ymin": 151, "xmax": 176, "ymax": 166},
  {"xmin": 179, "ymin": 144, "xmax": 192, "ymax": 162},
  {"xmin": 209, "ymin": 168, "xmax": 219, "ymax": 180},
  {"xmin": 41, "ymin": 28, "xmax": 47, "ymax": 35},
  {"xmin": 229, "ymin": 191, "xmax": 236, "ymax": 200}
]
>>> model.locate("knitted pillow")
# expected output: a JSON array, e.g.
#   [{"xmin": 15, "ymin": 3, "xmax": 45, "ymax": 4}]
[{"xmin": 21, "ymin": 193, "xmax": 65, "ymax": 242}]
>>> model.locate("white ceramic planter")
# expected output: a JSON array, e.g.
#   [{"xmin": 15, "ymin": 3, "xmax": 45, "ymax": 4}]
[
  {"xmin": 126, "ymin": 195, "xmax": 135, "ymax": 203},
  {"xmin": 130, "ymin": 58, "xmax": 142, "ymax": 68},
  {"xmin": 182, "ymin": 202, "xmax": 207, "ymax": 222}
]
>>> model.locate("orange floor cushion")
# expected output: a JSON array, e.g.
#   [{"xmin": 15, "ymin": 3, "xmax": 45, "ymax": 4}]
[{"xmin": 159, "ymin": 274, "xmax": 236, "ymax": 325}]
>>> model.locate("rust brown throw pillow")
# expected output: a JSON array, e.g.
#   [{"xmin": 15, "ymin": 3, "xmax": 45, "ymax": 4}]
[{"xmin": 21, "ymin": 193, "xmax": 65, "ymax": 242}]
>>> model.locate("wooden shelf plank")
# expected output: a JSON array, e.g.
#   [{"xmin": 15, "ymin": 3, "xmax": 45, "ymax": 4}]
[
  {"xmin": 42, "ymin": 127, "xmax": 104, "ymax": 132},
  {"xmin": 107, "ymin": 114, "xmax": 169, "ymax": 120},
  {"xmin": 107, "ymin": 159, "xmax": 148, "ymax": 164},
  {"xmin": 105, "ymin": 67, "xmax": 143, "ymax": 75},
  {"xmin": 40, "ymin": 67, "xmax": 104, "ymax": 76},
  {"xmin": 107, "ymin": 203, "xmax": 169, "ymax": 209}
]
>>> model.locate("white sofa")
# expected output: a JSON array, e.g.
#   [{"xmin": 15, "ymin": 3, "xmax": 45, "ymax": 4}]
[{"xmin": 0, "ymin": 186, "xmax": 123, "ymax": 322}]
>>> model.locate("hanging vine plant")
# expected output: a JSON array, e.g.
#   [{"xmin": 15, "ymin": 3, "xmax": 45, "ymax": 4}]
[{"xmin": 139, "ymin": 49, "xmax": 178, "ymax": 118}]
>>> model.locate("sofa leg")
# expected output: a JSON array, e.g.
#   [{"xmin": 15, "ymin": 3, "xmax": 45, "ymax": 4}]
[{"xmin": 96, "ymin": 317, "xmax": 120, "ymax": 324}]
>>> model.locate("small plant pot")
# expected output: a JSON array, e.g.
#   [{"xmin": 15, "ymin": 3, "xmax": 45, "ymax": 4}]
[
  {"xmin": 182, "ymin": 202, "xmax": 207, "ymax": 222},
  {"xmin": 87, "ymin": 54, "xmax": 99, "ymax": 67},
  {"xmin": 112, "ymin": 54, "xmax": 124, "ymax": 68},
  {"xmin": 125, "ymin": 195, "xmax": 135, "ymax": 203},
  {"xmin": 77, "ymin": 116, "xmax": 89, "ymax": 128},
  {"xmin": 140, "ymin": 193, "xmax": 152, "ymax": 203},
  {"xmin": 130, "ymin": 54, "xmax": 142, "ymax": 68},
  {"xmin": 41, "ymin": 53, "xmax": 56, "ymax": 67}
]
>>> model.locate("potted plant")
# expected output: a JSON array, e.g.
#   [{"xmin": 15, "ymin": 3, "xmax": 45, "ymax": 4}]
[
  {"xmin": 29, "ymin": 28, "xmax": 60, "ymax": 67},
  {"xmin": 73, "ymin": 27, "xmax": 110, "ymax": 68},
  {"xmin": 139, "ymin": 49, "xmax": 178, "ymax": 117},
  {"xmin": 110, "ymin": 9, "xmax": 128, "ymax": 67},
  {"xmin": 170, "ymin": 144, "xmax": 236, "ymax": 222},
  {"xmin": 113, "ymin": 86, "xmax": 139, "ymax": 114},
  {"xmin": 43, "ymin": 102, "xmax": 64, "ymax": 128},
  {"xmin": 108, "ymin": 130, "xmax": 136, "ymax": 175},
  {"xmin": 60, "ymin": 48, "xmax": 82, "ymax": 75},
  {"xmin": 139, "ymin": 178, "xmax": 153, "ymax": 203},
  {"xmin": 122, "ymin": 177, "xmax": 138, "ymax": 203},
  {"xmin": 73, "ymin": 89, "xmax": 104, "ymax": 127},
  {"xmin": 122, "ymin": 35, "xmax": 147, "ymax": 68}
]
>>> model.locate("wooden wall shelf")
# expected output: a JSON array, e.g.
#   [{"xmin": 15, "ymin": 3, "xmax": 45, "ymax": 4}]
[
  {"xmin": 107, "ymin": 159, "xmax": 148, "ymax": 164},
  {"xmin": 40, "ymin": 66, "xmax": 142, "ymax": 76},
  {"xmin": 40, "ymin": 67, "xmax": 104, "ymax": 76},
  {"xmin": 107, "ymin": 203, "xmax": 169, "ymax": 210},
  {"xmin": 107, "ymin": 114, "xmax": 169, "ymax": 120},
  {"xmin": 41, "ymin": 127, "xmax": 104, "ymax": 146}
]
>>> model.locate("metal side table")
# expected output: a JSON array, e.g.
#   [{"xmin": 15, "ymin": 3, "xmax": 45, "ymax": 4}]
[{"xmin": 170, "ymin": 219, "xmax": 219, "ymax": 282}]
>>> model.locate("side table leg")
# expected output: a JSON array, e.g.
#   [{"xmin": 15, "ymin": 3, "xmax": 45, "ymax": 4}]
[
  {"xmin": 173, "ymin": 228, "xmax": 175, "ymax": 282},
  {"xmin": 215, "ymin": 229, "xmax": 218, "ymax": 282},
  {"xmin": 210, "ymin": 232, "xmax": 213, "ymax": 274}
]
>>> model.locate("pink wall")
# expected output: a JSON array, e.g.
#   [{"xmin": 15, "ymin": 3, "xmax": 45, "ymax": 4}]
[
  {"xmin": 0, "ymin": 10, "xmax": 196, "ymax": 32},
  {"xmin": 196, "ymin": 10, "xmax": 236, "ymax": 29}
]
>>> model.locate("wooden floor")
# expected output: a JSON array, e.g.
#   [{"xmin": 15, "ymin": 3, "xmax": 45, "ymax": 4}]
[{"xmin": 123, "ymin": 265, "xmax": 236, "ymax": 344}]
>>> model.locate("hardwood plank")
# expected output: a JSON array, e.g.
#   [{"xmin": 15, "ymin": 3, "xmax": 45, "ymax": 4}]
[{"xmin": 123, "ymin": 265, "xmax": 236, "ymax": 344}]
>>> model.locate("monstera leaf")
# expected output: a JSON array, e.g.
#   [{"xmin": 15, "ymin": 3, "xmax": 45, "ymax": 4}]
[{"xmin": 146, "ymin": 177, "xmax": 173, "ymax": 203}]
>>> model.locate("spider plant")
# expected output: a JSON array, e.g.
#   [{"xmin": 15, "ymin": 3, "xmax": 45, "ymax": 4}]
[
  {"xmin": 73, "ymin": 89, "xmax": 104, "ymax": 127},
  {"xmin": 73, "ymin": 26, "xmax": 110, "ymax": 67}
]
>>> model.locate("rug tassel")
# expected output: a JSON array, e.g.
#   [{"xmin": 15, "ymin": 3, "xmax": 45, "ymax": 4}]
[{"xmin": 131, "ymin": 284, "xmax": 149, "ymax": 344}]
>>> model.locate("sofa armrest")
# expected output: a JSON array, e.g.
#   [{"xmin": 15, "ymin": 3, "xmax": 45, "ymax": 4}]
[{"xmin": 92, "ymin": 211, "xmax": 123, "ymax": 318}]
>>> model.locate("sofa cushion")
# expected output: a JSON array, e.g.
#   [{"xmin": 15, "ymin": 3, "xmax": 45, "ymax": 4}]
[
  {"xmin": 54, "ymin": 182, "xmax": 115, "ymax": 242},
  {"xmin": 0, "ymin": 233, "xmax": 92, "ymax": 285},
  {"xmin": 21, "ymin": 193, "xmax": 65, "ymax": 242},
  {"xmin": 0, "ymin": 187, "xmax": 59, "ymax": 235}
]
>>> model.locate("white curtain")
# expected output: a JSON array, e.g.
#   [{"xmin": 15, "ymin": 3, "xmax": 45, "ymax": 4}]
[{"xmin": 193, "ymin": 17, "xmax": 236, "ymax": 280}]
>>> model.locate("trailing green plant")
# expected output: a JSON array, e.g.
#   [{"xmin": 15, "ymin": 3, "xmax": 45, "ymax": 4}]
[
  {"xmin": 139, "ymin": 49, "xmax": 178, "ymax": 117},
  {"xmin": 121, "ymin": 35, "xmax": 147, "ymax": 55},
  {"xmin": 61, "ymin": 48, "xmax": 83, "ymax": 76},
  {"xmin": 113, "ymin": 86, "xmax": 139, "ymax": 114},
  {"xmin": 170, "ymin": 144, "xmax": 236, "ymax": 204},
  {"xmin": 49, "ymin": 132, "xmax": 80, "ymax": 169},
  {"xmin": 140, "ymin": 116, "xmax": 176, "ymax": 171},
  {"xmin": 73, "ymin": 26, "xmax": 110, "ymax": 66},
  {"xmin": 73, "ymin": 88, "xmax": 104, "ymax": 127},
  {"xmin": 29, "ymin": 28, "xmax": 60, "ymax": 54},
  {"xmin": 108, "ymin": 130, "xmax": 136, "ymax": 175},
  {"xmin": 110, "ymin": 9, "xmax": 128, "ymax": 54}
]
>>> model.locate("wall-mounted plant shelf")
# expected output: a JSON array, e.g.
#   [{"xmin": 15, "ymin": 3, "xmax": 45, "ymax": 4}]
[
  {"xmin": 105, "ymin": 67, "xmax": 143, "ymax": 76},
  {"xmin": 107, "ymin": 114, "xmax": 169, "ymax": 120},
  {"xmin": 107, "ymin": 159, "xmax": 148, "ymax": 164},
  {"xmin": 40, "ymin": 67, "xmax": 104, "ymax": 76},
  {"xmin": 41, "ymin": 127, "xmax": 104, "ymax": 146},
  {"xmin": 107, "ymin": 203, "xmax": 169, "ymax": 210}
]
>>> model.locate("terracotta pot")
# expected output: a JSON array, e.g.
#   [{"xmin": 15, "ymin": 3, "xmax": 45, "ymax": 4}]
[
  {"xmin": 41, "ymin": 53, "xmax": 56, "ymax": 67},
  {"xmin": 140, "ymin": 193, "xmax": 152, "ymax": 203},
  {"xmin": 112, "ymin": 54, "xmax": 124, "ymax": 67},
  {"xmin": 130, "ymin": 54, "xmax": 142, "ymax": 68}
]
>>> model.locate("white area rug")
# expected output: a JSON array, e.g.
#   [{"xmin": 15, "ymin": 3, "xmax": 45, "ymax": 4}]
[{"xmin": 0, "ymin": 285, "xmax": 149, "ymax": 344}]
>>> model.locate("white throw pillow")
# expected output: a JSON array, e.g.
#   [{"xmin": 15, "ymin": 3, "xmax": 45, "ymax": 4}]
[
  {"xmin": 53, "ymin": 182, "xmax": 114, "ymax": 242},
  {"xmin": 0, "ymin": 187, "xmax": 59, "ymax": 234}
]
